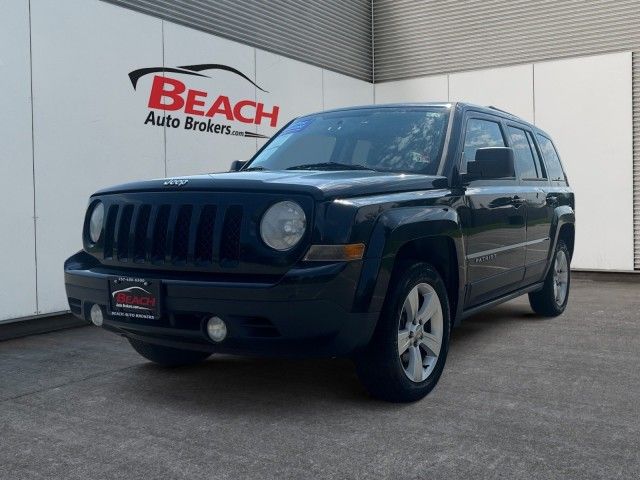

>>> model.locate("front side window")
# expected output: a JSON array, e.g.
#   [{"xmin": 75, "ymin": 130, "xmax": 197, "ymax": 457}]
[
  {"xmin": 536, "ymin": 134, "xmax": 565, "ymax": 182},
  {"xmin": 247, "ymin": 108, "xmax": 450, "ymax": 175},
  {"xmin": 461, "ymin": 119, "xmax": 506, "ymax": 173},
  {"xmin": 508, "ymin": 126, "xmax": 541, "ymax": 179}
]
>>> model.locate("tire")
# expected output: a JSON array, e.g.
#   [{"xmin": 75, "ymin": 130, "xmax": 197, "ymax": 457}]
[
  {"xmin": 355, "ymin": 262, "xmax": 451, "ymax": 403},
  {"xmin": 528, "ymin": 240, "xmax": 571, "ymax": 317},
  {"xmin": 128, "ymin": 338, "xmax": 212, "ymax": 367}
]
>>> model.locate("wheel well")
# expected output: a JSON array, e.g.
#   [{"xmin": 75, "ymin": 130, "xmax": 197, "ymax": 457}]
[
  {"xmin": 393, "ymin": 237, "xmax": 459, "ymax": 318},
  {"xmin": 558, "ymin": 223, "xmax": 575, "ymax": 260}
]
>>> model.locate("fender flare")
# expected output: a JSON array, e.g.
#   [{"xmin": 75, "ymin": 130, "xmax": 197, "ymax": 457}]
[
  {"xmin": 543, "ymin": 205, "xmax": 575, "ymax": 277},
  {"xmin": 353, "ymin": 206, "xmax": 465, "ymax": 320}
]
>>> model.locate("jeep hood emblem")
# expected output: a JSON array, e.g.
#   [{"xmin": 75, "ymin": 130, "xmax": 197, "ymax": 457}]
[{"xmin": 163, "ymin": 179, "xmax": 189, "ymax": 187}]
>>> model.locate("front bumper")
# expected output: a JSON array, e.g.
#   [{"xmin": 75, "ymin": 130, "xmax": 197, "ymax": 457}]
[{"xmin": 64, "ymin": 252, "xmax": 379, "ymax": 357}]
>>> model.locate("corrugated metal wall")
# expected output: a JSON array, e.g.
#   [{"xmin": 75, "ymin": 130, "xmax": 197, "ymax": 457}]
[
  {"xmin": 634, "ymin": 53, "xmax": 640, "ymax": 269},
  {"xmin": 102, "ymin": 0, "xmax": 373, "ymax": 81},
  {"xmin": 373, "ymin": 0, "xmax": 640, "ymax": 81},
  {"xmin": 374, "ymin": 0, "xmax": 640, "ymax": 270}
]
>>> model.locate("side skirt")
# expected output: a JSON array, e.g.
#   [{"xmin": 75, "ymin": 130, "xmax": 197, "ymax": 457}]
[{"xmin": 458, "ymin": 281, "xmax": 544, "ymax": 322}]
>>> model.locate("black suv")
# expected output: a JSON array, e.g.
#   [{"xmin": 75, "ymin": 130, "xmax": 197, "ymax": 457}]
[{"xmin": 65, "ymin": 103, "xmax": 574, "ymax": 402}]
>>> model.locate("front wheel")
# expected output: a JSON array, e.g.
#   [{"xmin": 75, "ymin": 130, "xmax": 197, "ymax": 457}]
[
  {"xmin": 528, "ymin": 240, "xmax": 571, "ymax": 316},
  {"xmin": 128, "ymin": 338, "xmax": 212, "ymax": 367},
  {"xmin": 355, "ymin": 262, "xmax": 451, "ymax": 403}
]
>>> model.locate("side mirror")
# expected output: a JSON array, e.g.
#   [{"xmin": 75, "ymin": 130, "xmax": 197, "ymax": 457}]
[
  {"xmin": 466, "ymin": 147, "xmax": 515, "ymax": 180},
  {"xmin": 230, "ymin": 160, "xmax": 247, "ymax": 172}
]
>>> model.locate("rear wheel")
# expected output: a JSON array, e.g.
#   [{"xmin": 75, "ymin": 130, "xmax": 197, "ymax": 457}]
[
  {"xmin": 528, "ymin": 240, "xmax": 571, "ymax": 316},
  {"xmin": 355, "ymin": 262, "xmax": 451, "ymax": 403},
  {"xmin": 128, "ymin": 338, "xmax": 212, "ymax": 367}
]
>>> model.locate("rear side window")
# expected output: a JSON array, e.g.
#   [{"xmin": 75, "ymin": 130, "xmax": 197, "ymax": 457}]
[
  {"xmin": 536, "ymin": 134, "xmax": 565, "ymax": 182},
  {"xmin": 525, "ymin": 131, "xmax": 546, "ymax": 178},
  {"xmin": 508, "ymin": 126, "xmax": 543, "ymax": 179},
  {"xmin": 462, "ymin": 119, "xmax": 506, "ymax": 172}
]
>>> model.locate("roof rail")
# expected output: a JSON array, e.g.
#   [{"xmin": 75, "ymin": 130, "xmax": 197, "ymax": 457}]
[{"xmin": 488, "ymin": 105, "xmax": 516, "ymax": 116}]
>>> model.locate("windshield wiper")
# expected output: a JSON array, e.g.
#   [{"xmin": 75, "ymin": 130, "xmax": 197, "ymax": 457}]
[
  {"xmin": 243, "ymin": 165, "xmax": 267, "ymax": 171},
  {"xmin": 286, "ymin": 162, "xmax": 376, "ymax": 171}
]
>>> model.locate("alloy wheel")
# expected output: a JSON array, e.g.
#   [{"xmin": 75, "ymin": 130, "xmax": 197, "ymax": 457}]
[
  {"xmin": 553, "ymin": 250, "xmax": 569, "ymax": 306},
  {"xmin": 397, "ymin": 283, "xmax": 443, "ymax": 383}
]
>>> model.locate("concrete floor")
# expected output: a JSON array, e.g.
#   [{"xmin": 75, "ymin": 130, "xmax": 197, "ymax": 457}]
[{"xmin": 1, "ymin": 277, "xmax": 639, "ymax": 479}]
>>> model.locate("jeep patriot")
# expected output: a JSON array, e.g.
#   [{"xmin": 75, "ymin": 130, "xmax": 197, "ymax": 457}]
[{"xmin": 64, "ymin": 103, "xmax": 575, "ymax": 402}]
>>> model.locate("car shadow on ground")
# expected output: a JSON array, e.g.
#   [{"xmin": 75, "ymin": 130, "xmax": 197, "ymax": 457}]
[
  {"xmin": 120, "ymin": 354, "xmax": 374, "ymax": 413},
  {"xmin": 451, "ymin": 300, "xmax": 549, "ymax": 342},
  {"xmin": 112, "ymin": 300, "xmax": 542, "ymax": 413}
]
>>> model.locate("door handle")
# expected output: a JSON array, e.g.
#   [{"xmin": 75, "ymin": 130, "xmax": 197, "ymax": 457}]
[{"xmin": 511, "ymin": 195, "xmax": 526, "ymax": 207}]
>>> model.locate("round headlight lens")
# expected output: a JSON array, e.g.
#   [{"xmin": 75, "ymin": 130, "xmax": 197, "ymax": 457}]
[
  {"xmin": 89, "ymin": 202, "xmax": 104, "ymax": 243},
  {"xmin": 260, "ymin": 201, "xmax": 306, "ymax": 251}
]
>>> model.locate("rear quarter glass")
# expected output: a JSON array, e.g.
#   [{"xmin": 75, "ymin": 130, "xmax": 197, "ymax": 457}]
[{"xmin": 536, "ymin": 134, "xmax": 566, "ymax": 182}]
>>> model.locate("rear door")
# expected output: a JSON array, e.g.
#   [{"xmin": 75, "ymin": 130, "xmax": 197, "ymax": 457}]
[
  {"xmin": 535, "ymin": 132, "xmax": 574, "ymax": 258},
  {"xmin": 459, "ymin": 114, "xmax": 526, "ymax": 307},
  {"xmin": 504, "ymin": 124, "xmax": 553, "ymax": 284}
]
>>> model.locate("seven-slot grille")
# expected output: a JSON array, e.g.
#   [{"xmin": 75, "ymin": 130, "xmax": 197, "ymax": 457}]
[{"xmin": 96, "ymin": 201, "xmax": 243, "ymax": 268}]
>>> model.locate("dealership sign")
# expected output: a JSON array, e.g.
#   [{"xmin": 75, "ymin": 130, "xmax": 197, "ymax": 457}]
[{"xmin": 128, "ymin": 64, "xmax": 278, "ymax": 139}]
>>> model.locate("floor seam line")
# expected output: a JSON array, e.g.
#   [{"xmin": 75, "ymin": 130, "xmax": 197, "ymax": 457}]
[{"xmin": 0, "ymin": 364, "xmax": 139, "ymax": 404}]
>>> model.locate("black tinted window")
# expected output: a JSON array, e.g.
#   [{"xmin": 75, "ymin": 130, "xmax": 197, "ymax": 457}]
[
  {"xmin": 508, "ymin": 126, "xmax": 540, "ymax": 179},
  {"xmin": 536, "ymin": 134, "xmax": 565, "ymax": 182},
  {"xmin": 249, "ymin": 108, "xmax": 450, "ymax": 174},
  {"xmin": 462, "ymin": 119, "xmax": 505, "ymax": 172},
  {"xmin": 526, "ymin": 131, "xmax": 546, "ymax": 178}
]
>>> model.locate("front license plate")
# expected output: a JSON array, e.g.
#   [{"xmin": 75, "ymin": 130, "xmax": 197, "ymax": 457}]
[{"xmin": 108, "ymin": 276, "xmax": 161, "ymax": 320}]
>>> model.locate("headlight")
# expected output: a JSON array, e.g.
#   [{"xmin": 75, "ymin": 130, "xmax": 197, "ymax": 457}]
[
  {"xmin": 88, "ymin": 201, "xmax": 104, "ymax": 243},
  {"xmin": 260, "ymin": 201, "xmax": 306, "ymax": 251}
]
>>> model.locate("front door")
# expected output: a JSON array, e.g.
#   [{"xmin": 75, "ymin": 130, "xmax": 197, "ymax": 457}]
[{"xmin": 459, "ymin": 115, "xmax": 526, "ymax": 307}]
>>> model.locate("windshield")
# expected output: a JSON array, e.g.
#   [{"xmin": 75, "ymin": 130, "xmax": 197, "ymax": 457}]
[{"xmin": 247, "ymin": 107, "xmax": 450, "ymax": 174}]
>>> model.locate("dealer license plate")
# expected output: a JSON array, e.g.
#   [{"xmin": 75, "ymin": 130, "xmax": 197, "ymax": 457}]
[{"xmin": 108, "ymin": 276, "xmax": 161, "ymax": 320}]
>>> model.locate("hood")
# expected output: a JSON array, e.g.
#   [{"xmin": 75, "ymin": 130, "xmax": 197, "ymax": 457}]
[{"xmin": 93, "ymin": 170, "xmax": 448, "ymax": 201}]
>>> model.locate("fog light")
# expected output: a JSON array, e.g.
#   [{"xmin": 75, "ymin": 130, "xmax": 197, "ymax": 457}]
[
  {"xmin": 206, "ymin": 316, "xmax": 227, "ymax": 342},
  {"xmin": 90, "ymin": 304, "xmax": 104, "ymax": 327}
]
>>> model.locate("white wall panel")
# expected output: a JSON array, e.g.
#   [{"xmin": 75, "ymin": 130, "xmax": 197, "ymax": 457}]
[
  {"xmin": 255, "ymin": 50, "xmax": 323, "ymax": 144},
  {"xmin": 0, "ymin": 0, "xmax": 37, "ymax": 321},
  {"xmin": 31, "ymin": 0, "xmax": 165, "ymax": 313},
  {"xmin": 535, "ymin": 52, "xmax": 634, "ymax": 270},
  {"xmin": 449, "ymin": 64, "xmax": 534, "ymax": 122},
  {"xmin": 323, "ymin": 70, "xmax": 374, "ymax": 110},
  {"xmin": 374, "ymin": 75, "xmax": 448, "ymax": 104},
  {"xmin": 163, "ymin": 22, "xmax": 258, "ymax": 175}
]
